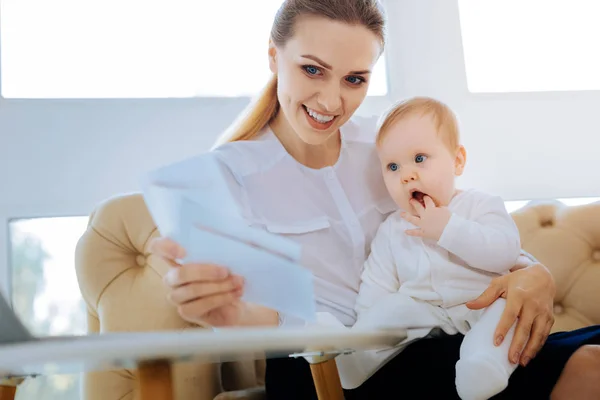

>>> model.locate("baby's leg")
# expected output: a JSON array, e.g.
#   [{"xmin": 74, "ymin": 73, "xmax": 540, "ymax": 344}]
[
  {"xmin": 337, "ymin": 293, "xmax": 455, "ymax": 390},
  {"xmin": 455, "ymin": 298, "xmax": 518, "ymax": 400},
  {"xmin": 353, "ymin": 292, "xmax": 454, "ymax": 332}
]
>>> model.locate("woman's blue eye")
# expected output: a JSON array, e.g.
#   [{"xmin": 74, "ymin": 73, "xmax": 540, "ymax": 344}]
[
  {"xmin": 346, "ymin": 76, "xmax": 365, "ymax": 85},
  {"xmin": 415, "ymin": 155, "xmax": 427, "ymax": 163},
  {"xmin": 388, "ymin": 163, "xmax": 398, "ymax": 171},
  {"xmin": 304, "ymin": 66, "xmax": 320, "ymax": 75}
]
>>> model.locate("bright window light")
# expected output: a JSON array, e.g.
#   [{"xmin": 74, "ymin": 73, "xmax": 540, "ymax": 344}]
[
  {"xmin": 10, "ymin": 216, "xmax": 89, "ymax": 400},
  {"xmin": 504, "ymin": 197, "xmax": 600, "ymax": 214},
  {"xmin": 0, "ymin": 0, "xmax": 388, "ymax": 99},
  {"xmin": 458, "ymin": 0, "xmax": 600, "ymax": 93}
]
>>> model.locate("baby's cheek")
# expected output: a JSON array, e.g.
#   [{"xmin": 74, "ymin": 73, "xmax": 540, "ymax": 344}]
[
  {"xmin": 384, "ymin": 181, "xmax": 407, "ymax": 209},
  {"xmin": 388, "ymin": 186, "xmax": 403, "ymax": 203},
  {"xmin": 396, "ymin": 196, "xmax": 410, "ymax": 212},
  {"xmin": 434, "ymin": 174, "xmax": 456, "ymax": 204},
  {"xmin": 383, "ymin": 176, "xmax": 397, "ymax": 195}
]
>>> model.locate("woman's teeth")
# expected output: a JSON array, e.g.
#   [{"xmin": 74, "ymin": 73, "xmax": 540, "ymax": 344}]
[{"xmin": 306, "ymin": 106, "xmax": 335, "ymax": 123}]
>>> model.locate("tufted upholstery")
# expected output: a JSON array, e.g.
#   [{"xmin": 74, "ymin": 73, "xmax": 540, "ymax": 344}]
[
  {"xmin": 74, "ymin": 193, "xmax": 265, "ymax": 400},
  {"xmin": 511, "ymin": 200, "xmax": 600, "ymax": 333},
  {"xmin": 75, "ymin": 194, "xmax": 600, "ymax": 399}
]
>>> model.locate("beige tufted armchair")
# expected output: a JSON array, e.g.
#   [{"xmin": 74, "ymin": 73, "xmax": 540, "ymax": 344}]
[
  {"xmin": 74, "ymin": 194, "xmax": 265, "ymax": 400},
  {"xmin": 74, "ymin": 193, "xmax": 600, "ymax": 400},
  {"xmin": 510, "ymin": 201, "xmax": 600, "ymax": 331}
]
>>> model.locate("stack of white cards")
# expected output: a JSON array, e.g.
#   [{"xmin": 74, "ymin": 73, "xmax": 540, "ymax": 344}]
[{"xmin": 141, "ymin": 154, "xmax": 316, "ymax": 323}]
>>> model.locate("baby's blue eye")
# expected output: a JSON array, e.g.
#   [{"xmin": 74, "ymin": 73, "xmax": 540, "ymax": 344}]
[
  {"xmin": 388, "ymin": 163, "xmax": 398, "ymax": 171},
  {"xmin": 415, "ymin": 154, "xmax": 427, "ymax": 163}
]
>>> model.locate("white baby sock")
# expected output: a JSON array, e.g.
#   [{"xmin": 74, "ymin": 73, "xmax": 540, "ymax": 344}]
[{"xmin": 455, "ymin": 298, "xmax": 518, "ymax": 400}]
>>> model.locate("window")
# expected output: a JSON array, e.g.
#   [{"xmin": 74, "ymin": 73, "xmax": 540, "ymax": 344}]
[
  {"xmin": 1, "ymin": 0, "xmax": 388, "ymax": 99},
  {"xmin": 458, "ymin": 0, "xmax": 600, "ymax": 93},
  {"xmin": 9, "ymin": 216, "xmax": 89, "ymax": 400},
  {"xmin": 504, "ymin": 196, "xmax": 600, "ymax": 214}
]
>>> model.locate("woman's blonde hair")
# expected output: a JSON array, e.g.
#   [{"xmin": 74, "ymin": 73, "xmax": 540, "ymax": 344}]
[{"xmin": 213, "ymin": 0, "xmax": 386, "ymax": 147}]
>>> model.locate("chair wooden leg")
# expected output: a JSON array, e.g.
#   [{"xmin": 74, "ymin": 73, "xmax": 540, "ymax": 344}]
[
  {"xmin": 137, "ymin": 360, "xmax": 174, "ymax": 400},
  {"xmin": 0, "ymin": 385, "xmax": 16, "ymax": 400},
  {"xmin": 309, "ymin": 358, "xmax": 344, "ymax": 400},
  {"xmin": 0, "ymin": 377, "xmax": 24, "ymax": 400}
]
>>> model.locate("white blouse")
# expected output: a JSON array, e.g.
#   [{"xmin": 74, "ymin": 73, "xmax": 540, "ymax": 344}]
[{"xmin": 211, "ymin": 116, "xmax": 398, "ymax": 326}]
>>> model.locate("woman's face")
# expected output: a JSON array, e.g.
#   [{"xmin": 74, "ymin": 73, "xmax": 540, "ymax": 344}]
[{"xmin": 269, "ymin": 16, "xmax": 382, "ymax": 145}]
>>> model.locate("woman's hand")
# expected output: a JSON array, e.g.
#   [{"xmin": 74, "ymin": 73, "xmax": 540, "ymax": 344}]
[
  {"xmin": 150, "ymin": 237, "xmax": 280, "ymax": 327},
  {"xmin": 150, "ymin": 237, "xmax": 246, "ymax": 327},
  {"xmin": 466, "ymin": 258, "xmax": 556, "ymax": 367}
]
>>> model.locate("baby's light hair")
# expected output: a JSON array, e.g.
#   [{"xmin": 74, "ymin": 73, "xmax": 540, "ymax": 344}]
[{"xmin": 376, "ymin": 97, "xmax": 460, "ymax": 151}]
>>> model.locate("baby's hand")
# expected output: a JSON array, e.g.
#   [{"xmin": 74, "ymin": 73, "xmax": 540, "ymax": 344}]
[{"xmin": 400, "ymin": 195, "xmax": 451, "ymax": 241}]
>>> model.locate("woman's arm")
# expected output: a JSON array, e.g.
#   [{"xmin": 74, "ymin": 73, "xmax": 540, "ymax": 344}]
[{"xmin": 467, "ymin": 254, "xmax": 556, "ymax": 367}]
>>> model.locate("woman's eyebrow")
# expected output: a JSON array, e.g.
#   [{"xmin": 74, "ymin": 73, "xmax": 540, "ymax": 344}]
[
  {"xmin": 301, "ymin": 54, "xmax": 332, "ymax": 69},
  {"xmin": 350, "ymin": 69, "xmax": 372, "ymax": 75},
  {"xmin": 301, "ymin": 54, "xmax": 371, "ymax": 75}
]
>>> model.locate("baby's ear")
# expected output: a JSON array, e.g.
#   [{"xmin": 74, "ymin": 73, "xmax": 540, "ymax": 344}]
[{"xmin": 454, "ymin": 145, "xmax": 467, "ymax": 176}]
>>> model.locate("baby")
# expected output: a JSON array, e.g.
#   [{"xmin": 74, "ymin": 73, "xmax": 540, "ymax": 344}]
[{"xmin": 351, "ymin": 97, "xmax": 521, "ymax": 400}]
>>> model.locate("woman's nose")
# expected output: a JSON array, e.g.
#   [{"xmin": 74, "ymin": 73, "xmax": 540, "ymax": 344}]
[{"xmin": 317, "ymin": 84, "xmax": 342, "ymax": 113}]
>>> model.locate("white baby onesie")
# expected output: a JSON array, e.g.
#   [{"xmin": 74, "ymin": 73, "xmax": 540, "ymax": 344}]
[{"xmin": 335, "ymin": 188, "xmax": 522, "ymax": 400}]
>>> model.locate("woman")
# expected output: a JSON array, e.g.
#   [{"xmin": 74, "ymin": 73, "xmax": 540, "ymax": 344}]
[{"xmin": 151, "ymin": 0, "xmax": 600, "ymax": 398}]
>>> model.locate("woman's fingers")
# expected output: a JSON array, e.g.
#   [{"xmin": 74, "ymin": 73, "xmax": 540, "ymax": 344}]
[
  {"xmin": 520, "ymin": 315, "xmax": 554, "ymax": 366},
  {"xmin": 507, "ymin": 304, "xmax": 536, "ymax": 364},
  {"xmin": 168, "ymin": 275, "xmax": 244, "ymax": 305},
  {"xmin": 494, "ymin": 297, "xmax": 520, "ymax": 348},
  {"xmin": 152, "ymin": 237, "xmax": 233, "ymax": 287},
  {"xmin": 163, "ymin": 263, "xmax": 230, "ymax": 287},
  {"xmin": 149, "ymin": 237, "xmax": 186, "ymax": 260},
  {"xmin": 467, "ymin": 278, "xmax": 505, "ymax": 311},
  {"xmin": 150, "ymin": 236, "xmax": 248, "ymax": 326},
  {"xmin": 177, "ymin": 291, "xmax": 241, "ymax": 321}
]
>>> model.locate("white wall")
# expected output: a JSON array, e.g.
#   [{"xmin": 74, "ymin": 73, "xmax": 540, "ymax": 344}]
[
  {"xmin": 385, "ymin": 0, "xmax": 600, "ymax": 201},
  {"xmin": 0, "ymin": 95, "xmax": 391, "ymax": 217},
  {"xmin": 2, "ymin": 0, "xmax": 599, "ymax": 295},
  {"xmin": 0, "ymin": 98, "xmax": 247, "ymax": 295}
]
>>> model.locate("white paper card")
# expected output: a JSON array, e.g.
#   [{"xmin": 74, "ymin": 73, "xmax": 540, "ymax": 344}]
[{"xmin": 141, "ymin": 154, "xmax": 317, "ymax": 322}]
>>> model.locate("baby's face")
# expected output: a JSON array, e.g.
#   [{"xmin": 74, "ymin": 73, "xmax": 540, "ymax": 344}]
[{"xmin": 377, "ymin": 114, "xmax": 465, "ymax": 215}]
